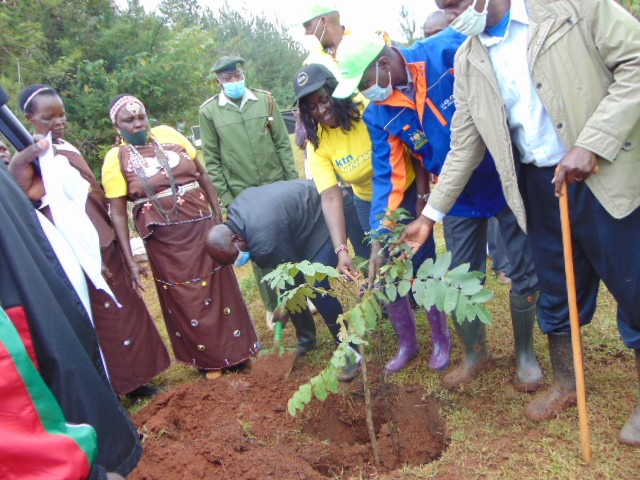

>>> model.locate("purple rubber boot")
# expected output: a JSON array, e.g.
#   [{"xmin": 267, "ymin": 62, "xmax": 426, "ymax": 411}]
[
  {"xmin": 427, "ymin": 306, "xmax": 451, "ymax": 371},
  {"xmin": 385, "ymin": 296, "xmax": 419, "ymax": 374}
]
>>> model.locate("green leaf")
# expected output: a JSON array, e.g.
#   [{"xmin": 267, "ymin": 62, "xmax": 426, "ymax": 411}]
[
  {"xmin": 412, "ymin": 278, "xmax": 427, "ymax": 307},
  {"xmin": 349, "ymin": 306, "xmax": 366, "ymax": 336},
  {"xmin": 385, "ymin": 282, "xmax": 398, "ymax": 302},
  {"xmin": 374, "ymin": 290, "xmax": 389, "ymax": 303},
  {"xmin": 446, "ymin": 262, "xmax": 471, "ymax": 278},
  {"xmin": 397, "ymin": 279, "xmax": 412, "ymax": 298},
  {"xmin": 455, "ymin": 294, "xmax": 469, "ymax": 323},
  {"xmin": 460, "ymin": 279, "xmax": 484, "ymax": 296},
  {"xmin": 323, "ymin": 368, "xmax": 340, "ymax": 393},
  {"xmin": 298, "ymin": 384, "xmax": 312, "ymax": 404},
  {"xmin": 361, "ymin": 298, "xmax": 378, "ymax": 331},
  {"xmin": 465, "ymin": 304, "xmax": 478, "ymax": 323},
  {"xmin": 330, "ymin": 350, "xmax": 347, "ymax": 369},
  {"xmin": 431, "ymin": 281, "xmax": 448, "ymax": 311},
  {"xmin": 475, "ymin": 304, "xmax": 493, "ymax": 325},
  {"xmin": 416, "ymin": 258, "xmax": 435, "ymax": 278},
  {"xmin": 297, "ymin": 261, "xmax": 315, "ymax": 276},
  {"xmin": 403, "ymin": 259, "xmax": 414, "ymax": 280},
  {"xmin": 431, "ymin": 251, "xmax": 452, "ymax": 279},
  {"xmin": 443, "ymin": 285, "xmax": 460, "ymax": 314},
  {"xmin": 470, "ymin": 289, "xmax": 495, "ymax": 304},
  {"xmin": 310, "ymin": 375, "xmax": 328, "ymax": 401},
  {"xmin": 314, "ymin": 263, "xmax": 340, "ymax": 277},
  {"xmin": 388, "ymin": 265, "xmax": 399, "ymax": 280},
  {"xmin": 288, "ymin": 397, "xmax": 300, "ymax": 417}
]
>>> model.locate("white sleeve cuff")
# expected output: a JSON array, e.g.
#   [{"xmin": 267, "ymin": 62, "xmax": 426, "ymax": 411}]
[{"xmin": 422, "ymin": 203, "xmax": 446, "ymax": 223}]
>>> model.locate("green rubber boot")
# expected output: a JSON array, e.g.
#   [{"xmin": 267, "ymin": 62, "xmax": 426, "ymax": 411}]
[
  {"xmin": 619, "ymin": 349, "xmax": 640, "ymax": 447},
  {"xmin": 511, "ymin": 292, "xmax": 544, "ymax": 392},
  {"xmin": 525, "ymin": 332, "xmax": 577, "ymax": 421},
  {"xmin": 442, "ymin": 317, "xmax": 492, "ymax": 390}
]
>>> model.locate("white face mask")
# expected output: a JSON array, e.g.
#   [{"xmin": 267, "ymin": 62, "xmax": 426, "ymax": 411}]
[
  {"xmin": 301, "ymin": 34, "xmax": 323, "ymax": 53},
  {"xmin": 362, "ymin": 61, "xmax": 393, "ymax": 102},
  {"xmin": 450, "ymin": 0, "xmax": 490, "ymax": 37}
]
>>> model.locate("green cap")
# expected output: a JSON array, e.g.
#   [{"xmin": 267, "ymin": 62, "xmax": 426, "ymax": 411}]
[
  {"xmin": 211, "ymin": 55, "xmax": 246, "ymax": 74},
  {"xmin": 301, "ymin": 3, "xmax": 338, "ymax": 24},
  {"xmin": 333, "ymin": 31, "xmax": 385, "ymax": 99}
]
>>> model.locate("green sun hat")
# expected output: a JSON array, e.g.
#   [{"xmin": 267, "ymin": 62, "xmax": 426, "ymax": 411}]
[
  {"xmin": 301, "ymin": 3, "xmax": 338, "ymax": 24},
  {"xmin": 332, "ymin": 31, "xmax": 385, "ymax": 99}
]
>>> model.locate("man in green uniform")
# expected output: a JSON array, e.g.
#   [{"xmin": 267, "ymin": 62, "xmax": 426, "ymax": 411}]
[{"xmin": 199, "ymin": 55, "xmax": 299, "ymax": 326}]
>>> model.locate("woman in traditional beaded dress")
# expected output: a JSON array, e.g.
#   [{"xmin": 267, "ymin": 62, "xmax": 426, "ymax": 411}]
[
  {"xmin": 102, "ymin": 94, "xmax": 260, "ymax": 373},
  {"xmin": 15, "ymin": 84, "xmax": 170, "ymax": 396}
]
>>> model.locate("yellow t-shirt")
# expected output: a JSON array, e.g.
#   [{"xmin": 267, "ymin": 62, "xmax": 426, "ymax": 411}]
[
  {"xmin": 102, "ymin": 125, "xmax": 197, "ymax": 199},
  {"xmin": 307, "ymin": 100, "xmax": 374, "ymax": 201}
]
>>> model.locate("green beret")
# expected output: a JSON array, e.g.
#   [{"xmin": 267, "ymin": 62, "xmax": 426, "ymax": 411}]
[{"xmin": 211, "ymin": 55, "xmax": 246, "ymax": 74}]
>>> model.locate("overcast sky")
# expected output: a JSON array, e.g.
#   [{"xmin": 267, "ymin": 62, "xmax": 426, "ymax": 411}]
[{"xmin": 116, "ymin": 0, "xmax": 440, "ymax": 41}]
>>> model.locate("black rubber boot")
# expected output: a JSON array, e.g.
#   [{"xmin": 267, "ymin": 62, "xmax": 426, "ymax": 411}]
[
  {"xmin": 525, "ymin": 332, "xmax": 577, "ymax": 421},
  {"xmin": 442, "ymin": 317, "xmax": 492, "ymax": 390},
  {"xmin": 619, "ymin": 349, "xmax": 640, "ymax": 447},
  {"xmin": 511, "ymin": 292, "xmax": 544, "ymax": 392},
  {"xmin": 290, "ymin": 306, "xmax": 317, "ymax": 357}
]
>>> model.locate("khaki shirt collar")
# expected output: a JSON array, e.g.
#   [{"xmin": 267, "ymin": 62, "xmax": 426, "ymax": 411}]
[{"xmin": 218, "ymin": 88, "xmax": 258, "ymax": 109}]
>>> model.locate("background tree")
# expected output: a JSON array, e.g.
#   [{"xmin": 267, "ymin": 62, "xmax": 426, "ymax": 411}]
[
  {"xmin": 0, "ymin": 0, "xmax": 303, "ymax": 176},
  {"xmin": 398, "ymin": 5, "xmax": 418, "ymax": 45}
]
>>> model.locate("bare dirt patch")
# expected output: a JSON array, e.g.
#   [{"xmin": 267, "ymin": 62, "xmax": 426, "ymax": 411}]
[{"xmin": 130, "ymin": 354, "xmax": 448, "ymax": 479}]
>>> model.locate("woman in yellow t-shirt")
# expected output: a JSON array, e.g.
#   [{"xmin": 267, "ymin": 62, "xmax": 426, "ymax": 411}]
[
  {"xmin": 102, "ymin": 94, "xmax": 260, "ymax": 375},
  {"xmin": 294, "ymin": 64, "xmax": 451, "ymax": 375},
  {"xmin": 295, "ymin": 64, "xmax": 374, "ymax": 281}
]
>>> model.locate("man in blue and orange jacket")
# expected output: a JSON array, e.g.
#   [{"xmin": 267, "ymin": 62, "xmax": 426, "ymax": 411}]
[{"xmin": 333, "ymin": 28, "xmax": 541, "ymax": 392}]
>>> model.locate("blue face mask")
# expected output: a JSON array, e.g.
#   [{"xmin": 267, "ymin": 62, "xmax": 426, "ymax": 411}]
[
  {"xmin": 233, "ymin": 244, "xmax": 251, "ymax": 266},
  {"xmin": 223, "ymin": 80, "xmax": 246, "ymax": 99},
  {"xmin": 121, "ymin": 129, "xmax": 149, "ymax": 146},
  {"xmin": 362, "ymin": 61, "xmax": 393, "ymax": 102}
]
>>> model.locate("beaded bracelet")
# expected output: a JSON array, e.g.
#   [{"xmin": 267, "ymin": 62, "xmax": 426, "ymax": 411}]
[{"xmin": 334, "ymin": 244, "xmax": 349, "ymax": 255}]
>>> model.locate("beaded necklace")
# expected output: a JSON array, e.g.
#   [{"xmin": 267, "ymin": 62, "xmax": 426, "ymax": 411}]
[{"xmin": 128, "ymin": 137, "xmax": 179, "ymax": 222}]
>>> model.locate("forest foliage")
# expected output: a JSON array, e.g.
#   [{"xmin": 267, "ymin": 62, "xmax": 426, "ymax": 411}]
[{"xmin": 0, "ymin": 0, "xmax": 306, "ymax": 174}]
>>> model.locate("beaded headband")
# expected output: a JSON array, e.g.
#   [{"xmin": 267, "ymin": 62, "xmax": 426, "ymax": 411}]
[
  {"xmin": 22, "ymin": 87, "xmax": 54, "ymax": 111},
  {"xmin": 109, "ymin": 95, "xmax": 146, "ymax": 125}
]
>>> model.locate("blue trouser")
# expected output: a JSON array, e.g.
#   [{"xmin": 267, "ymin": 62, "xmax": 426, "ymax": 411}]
[
  {"xmin": 342, "ymin": 187, "xmax": 371, "ymax": 259},
  {"xmin": 353, "ymin": 194, "xmax": 371, "ymax": 235},
  {"xmin": 443, "ymin": 207, "xmax": 538, "ymax": 296},
  {"xmin": 488, "ymin": 216, "xmax": 510, "ymax": 273},
  {"xmin": 519, "ymin": 163, "xmax": 640, "ymax": 348}
]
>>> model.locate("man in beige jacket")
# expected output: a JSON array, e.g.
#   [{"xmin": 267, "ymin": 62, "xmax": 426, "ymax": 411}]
[{"xmin": 403, "ymin": 0, "xmax": 640, "ymax": 447}]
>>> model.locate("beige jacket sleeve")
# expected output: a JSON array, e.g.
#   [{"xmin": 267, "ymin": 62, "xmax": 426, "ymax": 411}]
[
  {"xmin": 428, "ymin": 54, "xmax": 488, "ymax": 215},
  {"xmin": 574, "ymin": 0, "xmax": 640, "ymax": 162}
]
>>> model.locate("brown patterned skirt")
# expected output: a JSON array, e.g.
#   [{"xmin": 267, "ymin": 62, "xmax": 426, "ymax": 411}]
[
  {"xmin": 143, "ymin": 216, "xmax": 260, "ymax": 369},
  {"xmin": 90, "ymin": 241, "xmax": 170, "ymax": 394}
]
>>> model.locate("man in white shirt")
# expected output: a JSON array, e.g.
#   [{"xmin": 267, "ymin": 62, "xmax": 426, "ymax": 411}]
[{"xmin": 403, "ymin": 0, "xmax": 640, "ymax": 447}]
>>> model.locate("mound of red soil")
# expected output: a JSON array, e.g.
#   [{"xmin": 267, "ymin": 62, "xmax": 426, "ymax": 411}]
[{"xmin": 130, "ymin": 355, "xmax": 448, "ymax": 479}]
